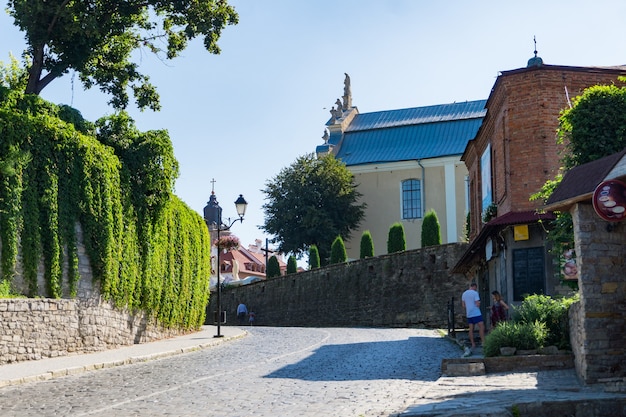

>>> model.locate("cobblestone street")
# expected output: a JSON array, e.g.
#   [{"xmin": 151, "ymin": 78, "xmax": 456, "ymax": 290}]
[{"xmin": 0, "ymin": 327, "xmax": 460, "ymax": 417}]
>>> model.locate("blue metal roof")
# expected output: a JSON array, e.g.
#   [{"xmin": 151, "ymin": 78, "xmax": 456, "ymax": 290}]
[{"xmin": 334, "ymin": 100, "xmax": 486, "ymax": 166}]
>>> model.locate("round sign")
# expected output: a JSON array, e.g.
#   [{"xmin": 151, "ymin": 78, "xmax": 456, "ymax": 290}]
[{"xmin": 592, "ymin": 179, "xmax": 626, "ymax": 222}]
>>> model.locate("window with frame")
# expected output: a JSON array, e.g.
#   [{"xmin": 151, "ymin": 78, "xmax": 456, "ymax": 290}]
[{"xmin": 402, "ymin": 179, "xmax": 422, "ymax": 219}]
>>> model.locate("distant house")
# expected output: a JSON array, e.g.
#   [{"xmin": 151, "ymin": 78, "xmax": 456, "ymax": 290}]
[
  {"xmin": 453, "ymin": 53, "xmax": 626, "ymax": 308},
  {"xmin": 203, "ymin": 192, "xmax": 286, "ymax": 289},
  {"xmin": 316, "ymin": 74, "xmax": 486, "ymax": 259}
]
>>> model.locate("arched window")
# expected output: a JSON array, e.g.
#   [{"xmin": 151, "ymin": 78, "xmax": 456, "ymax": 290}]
[{"xmin": 402, "ymin": 179, "xmax": 422, "ymax": 219}]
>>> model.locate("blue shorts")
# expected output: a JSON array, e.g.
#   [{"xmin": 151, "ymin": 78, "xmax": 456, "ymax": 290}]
[{"xmin": 467, "ymin": 315, "xmax": 483, "ymax": 325}]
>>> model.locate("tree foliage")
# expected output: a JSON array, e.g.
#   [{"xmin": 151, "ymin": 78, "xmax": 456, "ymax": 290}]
[
  {"xmin": 387, "ymin": 222, "xmax": 406, "ymax": 254},
  {"xmin": 330, "ymin": 235, "xmax": 347, "ymax": 264},
  {"xmin": 267, "ymin": 255, "xmax": 281, "ymax": 278},
  {"xmin": 308, "ymin": 245, "xmax": 320, "ymax": 269},
  {"xmin": 261, "ymin": 153, "xmax": 366, "ymax": 265},
  {"xmin": 0, "ymin": 53, "xmax": 28, "ymax": 91},
  {"xmin": 558, "ymin": 84, "xmax": 626, "ymax": 169},
  {"xmin": 421, "ymin": 209, "xmax": 441, "ymax": 247},
  {"xmin": 7, "ymin": 0, "xmax": 238, "ymax": 111},
  {"xmin": 359, "ymin": 230, "xmax": 374, "ymax": 259},
  {"xmin": 286, "ymin": 255, "xmax": 297, "ymax": 274}
]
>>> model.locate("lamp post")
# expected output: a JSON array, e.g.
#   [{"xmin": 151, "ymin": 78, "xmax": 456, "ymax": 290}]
[{"xmin": 205, "ymin": 192, "xmax": 247, "ymax": 338}]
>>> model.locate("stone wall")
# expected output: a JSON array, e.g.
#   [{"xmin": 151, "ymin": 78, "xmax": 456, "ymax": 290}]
[
  {"xmin": 0, "ymin": 297, "xmax": 182, "ymax": 365},
  {"xmin": 209, "ymin": 243, "xmax": 470, "ymax": 328},
  {"xmin": 570, "ymin": 203, "xmax": 626, "ymax": 384}
]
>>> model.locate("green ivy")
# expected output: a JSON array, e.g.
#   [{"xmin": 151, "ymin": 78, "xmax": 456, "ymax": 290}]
[{"xmin": 0, "ymin": 88, "xmax": 210, "ymax": 329}]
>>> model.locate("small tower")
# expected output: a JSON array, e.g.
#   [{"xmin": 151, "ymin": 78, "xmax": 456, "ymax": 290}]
[{"xmin": 203, "ymin": 179, "xmax": 222, "ymax": 231}]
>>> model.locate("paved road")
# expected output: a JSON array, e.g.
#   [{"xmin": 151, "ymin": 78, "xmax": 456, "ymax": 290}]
[{"xmin": 0, "ymin": 327, "xmax": 460, "ymax": 417}]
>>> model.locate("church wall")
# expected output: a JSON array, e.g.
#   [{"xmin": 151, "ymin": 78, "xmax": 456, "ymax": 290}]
[{"xmin": 346, "ymin": 159, "xmax": 468, "ymax": 260}]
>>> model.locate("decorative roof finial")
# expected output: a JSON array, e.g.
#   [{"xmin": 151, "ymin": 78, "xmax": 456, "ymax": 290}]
[
  {"xmin": 342, "ymin": 73, "xmax": 352, "ymax": 109},
  {"xmin": 527, "ymin": 36, "xmax": 543, "ymax": 68}
]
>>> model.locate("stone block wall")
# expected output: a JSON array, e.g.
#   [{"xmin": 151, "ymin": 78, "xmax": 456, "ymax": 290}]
[
  {"xmin": 570, "ymin": 203, "xmax": 626, "ymax": 383},
  {"xmin": 0, "ymin": 297, "xmax": 182, "ymax": 365},
  {"xmin": 209, "ymin": 243, "xmax": 470, "ymax": 328}
]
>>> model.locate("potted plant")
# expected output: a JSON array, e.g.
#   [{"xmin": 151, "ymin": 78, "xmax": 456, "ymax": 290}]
[{"xmin": 214, "ymin": 235, "xmax": 240, "ymax": 251}]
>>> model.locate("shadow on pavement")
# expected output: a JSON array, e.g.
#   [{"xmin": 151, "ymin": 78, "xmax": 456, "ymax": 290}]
[{"xmin": 264, "ymin": 335, "xmax": 459, "ymax": 382}]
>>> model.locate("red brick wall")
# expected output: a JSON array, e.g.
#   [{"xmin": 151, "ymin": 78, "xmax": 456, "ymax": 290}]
[{"xmin": 466, "ymin": 65, "xmax": 626, "ymax": 239}]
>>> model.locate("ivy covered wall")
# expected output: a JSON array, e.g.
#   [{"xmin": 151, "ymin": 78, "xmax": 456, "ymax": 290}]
[{"xmin": 0, "ymin": 88, "xmax": 211, "ymax": 330}]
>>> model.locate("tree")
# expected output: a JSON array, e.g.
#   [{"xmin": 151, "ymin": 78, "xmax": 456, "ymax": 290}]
[
  {"xmin": 286, "ymin": 255, "xmax": 297, "ymax": 274},
  {"xmin": 261, "ymin": 153, "xmax": 366, "ymax": 265},
  {"xmin": 359, "ymin": 230, "xmax": 374, "ymax": 259},
  {"xmin": 7, "ymin": 0, "xmax": 238, "ymax": 111},
  {"xmin": 387, "ymin": 222, "xmax": 406, "ymax": 254},
  {"xmin": 558, "ymin": 84, "xmax": 626, "ymax": 170},
  {"xmin": 266, "ymin": 255, "xmax": 281, "ymax": 279},
  {"xmin": 308, "ymin": 245, "xmax": 320, "ymax": 269},
  {"xmin": 421, "ymin": 209, "xmax": 441, "ymax": 247},
  {"xmin": 0, "ymin": 53, "xmax": 28, "ymax": 91},
  {"xmin": 330, "ymin": 235, "xmax": 347, "ymax": 264}
]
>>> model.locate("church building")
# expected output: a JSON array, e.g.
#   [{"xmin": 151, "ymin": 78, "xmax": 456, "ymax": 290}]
[{"xmin": 316, "ymin": 74, "xmax": 486, "ymax": 259}]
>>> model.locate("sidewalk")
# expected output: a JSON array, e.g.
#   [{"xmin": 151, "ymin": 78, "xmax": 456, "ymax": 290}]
[
  {"xmin": 0, "ymin": 325, "xmax": 246, "ymax": 388},
  {"xmin": 398, "ymin": 331, "xmax": 626, "ymax": 416}
]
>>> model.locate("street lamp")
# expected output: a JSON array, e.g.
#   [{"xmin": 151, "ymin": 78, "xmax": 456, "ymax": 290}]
[{"xmin": 205, "ymin": 192, "xmax": 247, "ymax": 338}]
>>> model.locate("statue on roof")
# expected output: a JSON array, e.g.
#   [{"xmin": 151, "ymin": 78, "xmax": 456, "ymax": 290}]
[
  {"xmin": 335, "ymin": 98, "xmax": 343, "ymax": 113},
  {"xmin": 342, "ymin": 73, "xmax": 352, "ymax": 109},
  {"xmin": 322, "ymin": 130, "xmax": 329, "ymax": 144},
  {"xmin": 330, "ymin": 104, "xmax": 342, "ymax": 121}
]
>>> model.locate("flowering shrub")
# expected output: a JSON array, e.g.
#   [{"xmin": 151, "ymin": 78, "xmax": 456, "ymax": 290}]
[{"xmin": 214, "ymin": 235, "xmax": 240, "ymax": 250}]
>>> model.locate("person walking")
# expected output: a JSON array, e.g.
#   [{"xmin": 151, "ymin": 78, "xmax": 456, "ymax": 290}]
[
  {"xmin": 236, "ymin": 302, "xmax": 248, "ymax": 325},
  {"xmin": 461, "ymin": 282, "xmax": 485, "ymax": 352},
  {"xmin": 490, "ymin": 290, "xmax": 509, "ymax": 328}
]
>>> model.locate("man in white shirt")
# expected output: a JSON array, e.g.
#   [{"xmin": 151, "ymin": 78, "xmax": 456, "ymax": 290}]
[{"xmin": 461, "ymin": 282, "xmax": 485, "ymax": 350}]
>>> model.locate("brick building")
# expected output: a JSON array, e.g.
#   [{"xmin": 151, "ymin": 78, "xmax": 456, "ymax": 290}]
[{"xmin": 454, "ymin": 55, "xmax": 626, "ymax": 311}]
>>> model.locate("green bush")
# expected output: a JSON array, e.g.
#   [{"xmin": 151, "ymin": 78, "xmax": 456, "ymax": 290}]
[
  {"xmin": 387, "ymin": 222, "xmax": 406, "ymax": 254},
  {"xmin": 421, "ymin": 209, "xmax": 441, "ymax": 247},
  {"xmin": 286, "ymin": 255, "xmax": 298, "ymax": 274},
  {"xmin": 330, "ymin": 235, "xmax": 347, "ymax": 264},
  {"xmin": 359, "ymin": 230, "xmax": 374, "ymax": 258},
  {"xmin": 267, "ymin": 255, "xmax": 281, "ymax": 278},
  {"xmin": 308, "ymin": 245, "xmax": 320, "ymax": 269},
  {"xmin": 512, "ymin": 294, "xmax": 578, "ymax": 349},
  {"xmin": 483, "ymin": 321, "xmax": 548, "ymax": 357}
]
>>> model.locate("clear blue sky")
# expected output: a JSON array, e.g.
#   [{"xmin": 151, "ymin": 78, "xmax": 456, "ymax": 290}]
[{"xmin": 2, "ymin": 0, "xmax": 626, "ymax": 258}]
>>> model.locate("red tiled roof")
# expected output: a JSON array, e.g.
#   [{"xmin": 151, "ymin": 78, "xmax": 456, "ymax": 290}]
[
  {"xmin": 453, "ymin": 210, "xmax": 556, "ymax": 273},
  {"xmin": 484, "ymin": 210, "xmax": 556, "ymax": 226}
]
